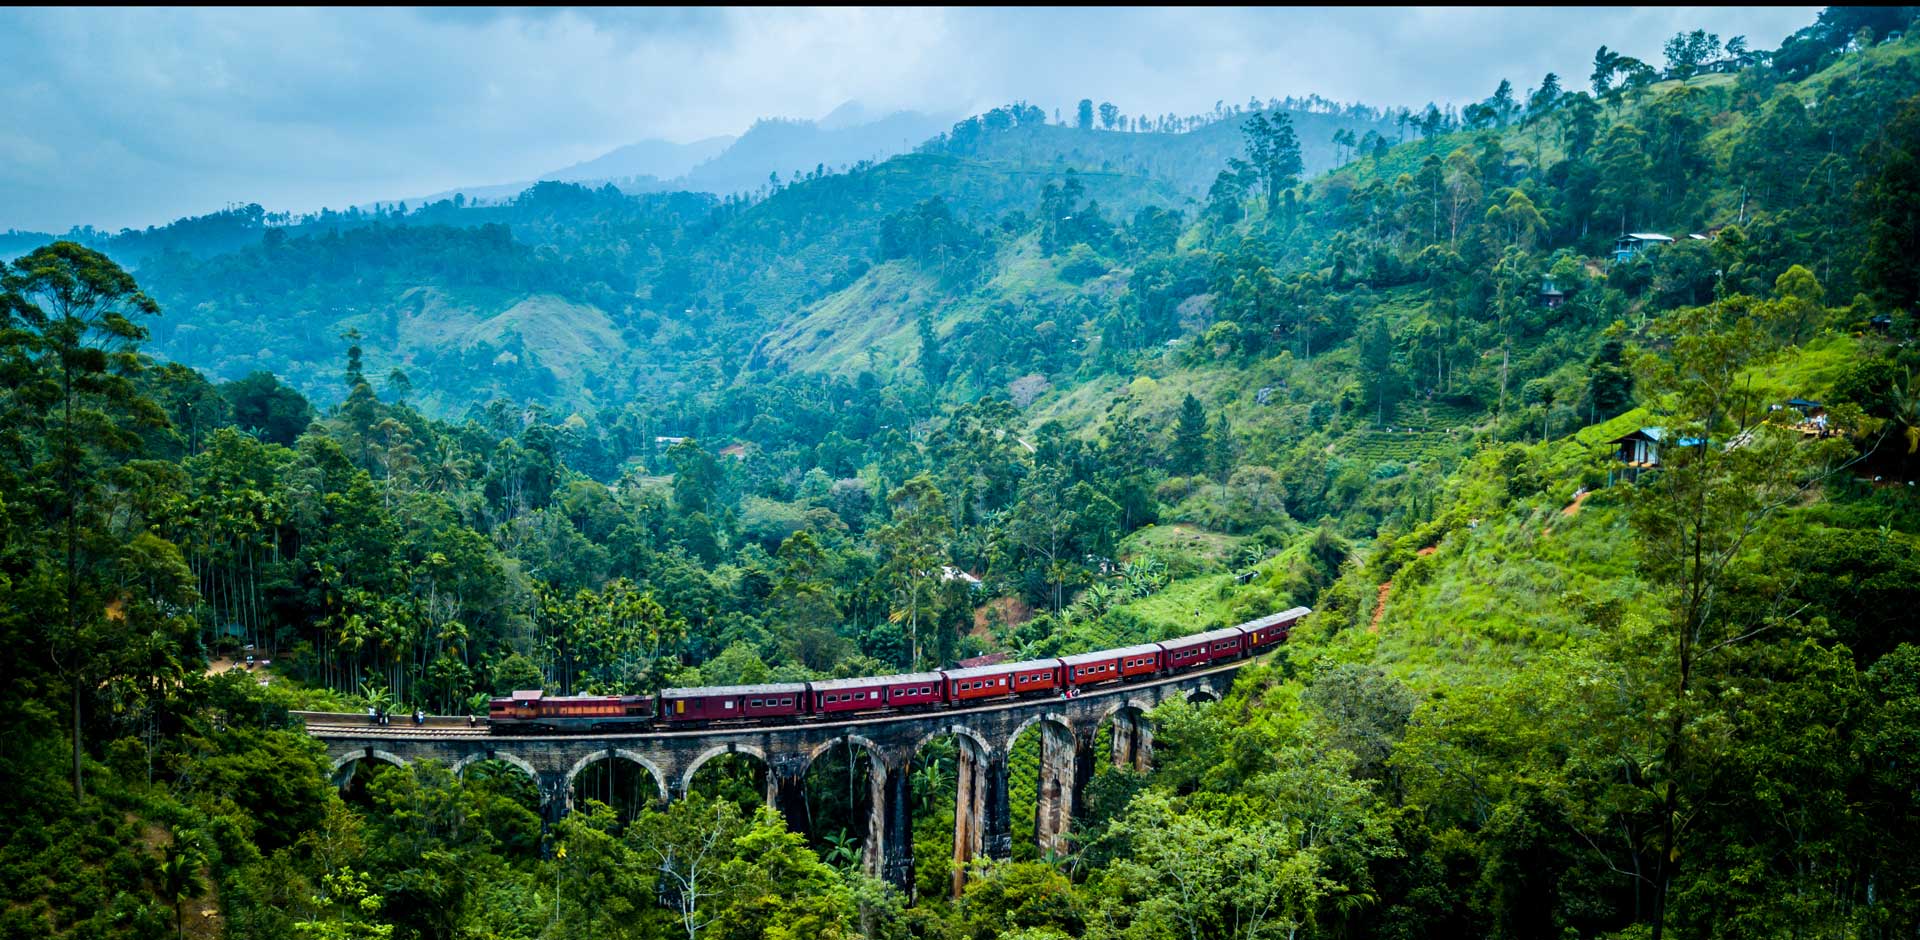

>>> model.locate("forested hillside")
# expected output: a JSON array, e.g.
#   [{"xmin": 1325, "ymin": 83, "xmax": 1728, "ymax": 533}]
[{"xmin": 3, "ymin": 7, "xmax": 1920, "ymax": 940}]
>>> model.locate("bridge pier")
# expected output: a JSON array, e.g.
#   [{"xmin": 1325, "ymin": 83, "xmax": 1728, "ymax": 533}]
[
  {"xmin": 1035, "ymin": 721, "xmax": 1083, "ymax": 857},
  {"xmin": 863, "ymin": 754, "xmax": 916, "ymax": 897},
  {"xmin": 1109, "ymin": 709, "xmax": 1152, "ymax": 771},
  {"xmin": 538, "ymin": 770, "xmax": 570, "ymax": 825},
  {"xmin": 951, "ymin": 739, "xmax": 983, "ymax": 897},
  {"xmin": 766, "ymin": 753, "xmax": 812, "ymax": 839},
  {"xmin": 982, "ymin": 755, "xmax": 1013, "ymax": 862}
]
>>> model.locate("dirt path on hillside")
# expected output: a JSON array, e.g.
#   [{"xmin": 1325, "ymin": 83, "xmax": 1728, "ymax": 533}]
[{"xmin": 1371, "ymin": 546, "xmax": 1435, "ymax": 634}]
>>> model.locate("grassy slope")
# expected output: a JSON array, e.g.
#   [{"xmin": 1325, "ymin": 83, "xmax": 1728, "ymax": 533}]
[
  {"xmin": 755, "ymin": 261, "xmax": 941, "ymax": 375},
  {"xmin": 1329, "ymin": 334, "xmax": 1869, "ymax": 690}
]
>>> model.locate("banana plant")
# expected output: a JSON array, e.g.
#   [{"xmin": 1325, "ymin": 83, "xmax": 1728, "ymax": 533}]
[{"xmin": 823, "ymin": 828, "xmax": 861, "ymax": 869}]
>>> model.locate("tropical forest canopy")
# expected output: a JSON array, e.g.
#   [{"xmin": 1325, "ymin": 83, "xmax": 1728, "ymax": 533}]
[{"xmin": 3, "ymin": 7, "xmax": 1920, "ymax": 940}]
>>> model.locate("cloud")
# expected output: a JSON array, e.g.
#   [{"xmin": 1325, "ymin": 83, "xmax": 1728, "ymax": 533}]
[{"xmin": 0, "ymin": 6, "xmax": 1821, "ymax": 233}]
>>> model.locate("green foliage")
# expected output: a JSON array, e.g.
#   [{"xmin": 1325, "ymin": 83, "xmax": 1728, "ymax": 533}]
[{"xmin": 4, "ymin": 12, "xmax": 1920, "ymax": 940}]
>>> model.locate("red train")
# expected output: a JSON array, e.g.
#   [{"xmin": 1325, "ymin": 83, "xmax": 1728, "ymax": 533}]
[{"xmin": 487, "ymin": 606, "xmax": 1309, "ymax": 733}]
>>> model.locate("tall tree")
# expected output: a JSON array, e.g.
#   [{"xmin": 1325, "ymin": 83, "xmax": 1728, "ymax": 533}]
[
  {"xmin": 1171, "ymin": 394, "xmax": 1210, "ymax": 474},
  {"xmin": 875, "ymin": 474, "xmax": 952, "ymax": 669},
  {"xmin": 1628, "ymin": 300, "xmax": 1846, "ymax": 940},
  {"xmin": 1857, "ymin": 95, "xmax": 1920, "ymax": 312},
  {"xmin": 1, "ymin": 242, "xmax": 168, "ymax": 796},
  {"xmin": 1242, "ymin": 111, "xmax": 1304, "ymax": 211}
]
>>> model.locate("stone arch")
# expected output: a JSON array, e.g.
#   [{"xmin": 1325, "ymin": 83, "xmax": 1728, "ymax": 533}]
[
  {"xmin": 912, "ymin": 723, "xmax": 993, "ymax": 763},
  {"xmin": 1006, "ymin": 711, "xmax": 1075, "ymax": 751},
  {"xmin": 450, "ymin": 750, "xmax": 539, "ymax": 783},
  {"xmin": 1185, "ymin": 686, "xmax": 1221, "ymax": 704},
  {"xmin": 679, "ymin": 742, "xmax": 771, "ymax": 794},
  {"xmin": 1004, "ymin": 712, "xmax": 1083, "ymax": 861},
  {"xmin": 1096, "ymin": 698, "xmax": 1156, "ymax": 773},
  {"xmin": 1097, "ymin": 696, "xmax": 1156, "ymax": 726},
  {"xmin": 329, "ymin": 748, "xmax": 409, "ymax": 776},
  {"xmin": 807, "ymin": 733, "xmax": 887, "ymax": 769},
  {"xmin": 909, "ymin": 723, "xmax": 997, "ymax": 899},
  {"xmin": 564, "ymin": 748, "xmax": 670, "ymax": 806}
]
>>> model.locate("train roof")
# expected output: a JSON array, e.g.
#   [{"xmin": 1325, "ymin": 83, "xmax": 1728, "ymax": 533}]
[
  {"xmin": 1238, "ymin": 607, "xmax": 1311, "ymax": 630},
  {"xmin": 1159, "ymin": 625, "xmax": 1248, "ymax": 648},
  {"xmin": 1060, "ymin": 643, "xmax": 1162, "ymax": 666},
  {"xmin": 943, "ymin": 657, "xmax": 1061, "ymax": 681},
  {"xmin": 492, "ymin": 691, "xmax": 650, "ymax": 704},
  {"xmin": 658, "ymin": 682, "xmax": 808, "ymax": 698},
  {"xmin": 810, "ymin": 672, "xmax": 944, "ymax": 692}
]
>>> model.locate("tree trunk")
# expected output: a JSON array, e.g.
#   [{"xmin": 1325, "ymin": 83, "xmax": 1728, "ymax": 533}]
[{"xmin": 73, "ymin": 681, "xmax": 83, "ymax": 798}]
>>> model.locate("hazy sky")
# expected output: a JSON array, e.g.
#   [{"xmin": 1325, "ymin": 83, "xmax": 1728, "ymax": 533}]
[{"xmin": 0, "ymin": 6, "xmax": 1820, "ymax": 233}]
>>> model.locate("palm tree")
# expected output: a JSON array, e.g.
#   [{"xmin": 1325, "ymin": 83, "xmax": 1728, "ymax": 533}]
[
  {"xmin": 160, "ymin": 829, "xmax": 206, "ymax": 940},
  {"xmin": 1894, "ymin": 368, "xmax": 1920, "ymax": 456},
  {"xmin": 360, "ymin": 679, "xmax": 395, "ymax": 721}
]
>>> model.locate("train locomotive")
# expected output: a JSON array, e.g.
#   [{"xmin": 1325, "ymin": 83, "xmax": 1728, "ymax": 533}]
[{"xmin": 486, "ymin": 606, "xmax": 1308, "ymax": 734}]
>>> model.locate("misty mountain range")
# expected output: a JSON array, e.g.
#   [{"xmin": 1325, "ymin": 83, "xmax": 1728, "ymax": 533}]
[{"xmin": 393, "ymin": 102, "xmax": 962, "ymax": 209}]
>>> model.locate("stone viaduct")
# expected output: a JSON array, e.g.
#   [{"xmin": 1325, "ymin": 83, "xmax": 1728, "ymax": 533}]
[{"xmin": 302, "ymin": 662, "xmax": 1240, "ymax": 899}]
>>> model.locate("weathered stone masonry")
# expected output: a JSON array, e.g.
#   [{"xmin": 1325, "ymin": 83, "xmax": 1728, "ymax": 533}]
[{"xmin": 307, "ymin": 665, "xmax": 1235, "ymax": 899}]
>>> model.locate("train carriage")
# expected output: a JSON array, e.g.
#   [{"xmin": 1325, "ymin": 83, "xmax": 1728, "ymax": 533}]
[
  {"xmin": 659, "ymin": 683, "xmax": 807, "ymax": 723},
  {"xmin": 1156, "ymin": 633, "xmax": 1212, "ymax": 671},
  {"xmin": 1007, "ymin": 659, "xmax": 1063, "ymax": 696},
  {"xmin": 810, "ymin": 676, "xmax": 891, "ymax": 715},
  {"xmin": 1112, "ymin": 643, "xmax": 1164, "ymax": 678},
  {"xmin": 1239, "ymin": 606, "xmax": 1309, "ymax": 650},
  {"xmin": 1157, "ymin": 625, "xmax": 1249, "ymax": 671},
  {"xmin": 878, "ymin": 672, "xmax": 945, "ymax": 709},
  {"xmin": 942, "ymin": 663, "xmax": 1020, "ymax": 703},
  {"xmin": 1060, "ymin": 649, "xmax": 1126, "ymax": 687},
  {"xmin": 1205, "ymin": 626, "xmax": 1249, "ymax": 660}
]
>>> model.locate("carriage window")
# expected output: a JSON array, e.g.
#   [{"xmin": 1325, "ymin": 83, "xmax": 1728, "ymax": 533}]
[
  {"xmin": 749, "ymin": 699, "xmax": 762, "ymax": 708},
  {"xmin": 723, "ymin": 701, "xmax": 734, "ymax": 709}
]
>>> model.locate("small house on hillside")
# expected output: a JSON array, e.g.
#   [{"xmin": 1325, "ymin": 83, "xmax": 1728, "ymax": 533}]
[
  {"xmin": 1613, "ymin": 233, "xmax": 1674, "ymax": 263},
  {"xmin": 1540, "ymin": 277, "xmax": 1566, "ymax": 309},
  {"xmin": 1770, "ymin": 398, "xmax": 1832, "ymax": 437},
  {"xmin": 1607, "ymin": 426, "xmax": 1705, "ymax": 483},
  {"xmin": 940, "ymin": 566, "xmax": 985, "ymax": 590}
]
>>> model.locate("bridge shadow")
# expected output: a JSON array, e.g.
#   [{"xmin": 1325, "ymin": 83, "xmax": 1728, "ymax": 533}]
[
  {"xmin": 570, "ymin": 755, "xmax": 661, "ymax": 825},
  {"xmin": 1004, "ymin": 714, "xmax": 1074, "ymax": 864},
  {"xmin": 908, "ymin": 733, "xmax": 959, "ymax": 900},
  {"xmin": 685, "ymin": 751, "xmax": 766, "ymax": 810},
  {"xmin": 335, "ymin": 754, "xmax": 405, "ymax": 810},
  {"xmin": 802, "ymin": 738, "xmax": 875, "ymax": 869}
]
